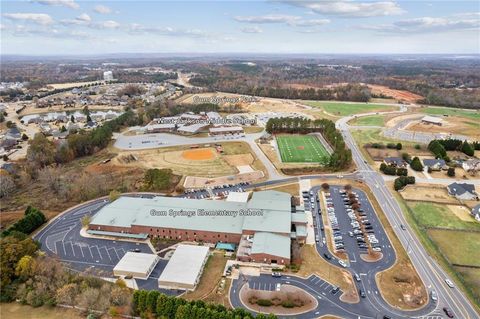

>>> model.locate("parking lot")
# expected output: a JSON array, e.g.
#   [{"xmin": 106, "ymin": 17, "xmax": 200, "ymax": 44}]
[
  {"xmin": 33, "ymin": 197, "xmax": 177, "ymax": 295},
  {"xmin": 179, "ymin": 182, "xmax": 250, "ymax": 199}
]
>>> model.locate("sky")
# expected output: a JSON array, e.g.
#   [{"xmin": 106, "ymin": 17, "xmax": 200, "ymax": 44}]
[{"xmin": 1, "ymin": 0, "xmax": 479, "ymax": 55}]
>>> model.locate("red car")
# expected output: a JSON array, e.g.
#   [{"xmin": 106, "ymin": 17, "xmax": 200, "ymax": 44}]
[{"xmin": 443, "ymin": 307, "xmax": 454, "ymax": 318}]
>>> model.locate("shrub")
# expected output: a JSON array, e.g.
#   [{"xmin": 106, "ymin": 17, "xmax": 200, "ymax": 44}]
[
  {"xmin": 447, "ymin": 167, "xmax": 455, "ymax": 177},
  {"xmin": 396, "ymin": 143, "xmax": 403, "ymax": 150},
  {"xmin": 256, "ymin": 299, "xmax": 273, "ymax": 307},
  {"xmin": 410, "ymin": 157, "xmax": 424, "ymax": 172},
  {"xmin": 386, "ymin": 143, "xmax": 396, "ymax": 149},
  {"xmin": 281, "ymin": 300, "xmax": 296, "ymax": 308}
]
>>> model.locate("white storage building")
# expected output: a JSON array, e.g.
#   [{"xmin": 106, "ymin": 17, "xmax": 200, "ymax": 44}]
[
  {"xmin": 113, "ymin": 252, "xmax": 160, "ymax": 279},
  {"xmin": 158, "ymin": 245, "xmax": 210, "ymax": 290}
]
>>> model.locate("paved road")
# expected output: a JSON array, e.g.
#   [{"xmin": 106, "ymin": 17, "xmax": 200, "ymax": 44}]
[{"xmin": 337, "ymin": 112, "xmax": 479, "ymax": 319}]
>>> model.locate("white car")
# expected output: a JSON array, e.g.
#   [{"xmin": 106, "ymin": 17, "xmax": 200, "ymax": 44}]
[
  {"xmin": 445, "ymin": 279, "xmax": 455, "ymax": 288},
  {"xmin": 338, "ymin": 260, "xmax": 348, "ymax": 268},
  {"xmin": 276, "ymin": 283, "xmax": 282, "ymax": 291}
]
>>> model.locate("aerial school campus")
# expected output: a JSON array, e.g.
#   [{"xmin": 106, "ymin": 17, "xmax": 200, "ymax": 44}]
[{"xmin": 1, "ymin": 1, "xmax": 480, "ymax": 318}]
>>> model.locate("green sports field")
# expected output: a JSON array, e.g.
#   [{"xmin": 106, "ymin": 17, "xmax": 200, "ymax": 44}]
[{"xmin": 276, "ymin": 135, "xmax": 330, "ymax": 163}]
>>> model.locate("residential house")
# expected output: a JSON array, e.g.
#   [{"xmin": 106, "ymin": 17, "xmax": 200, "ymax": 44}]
[
  {"xmin": 447, "ymin": 182, "xmax": 478, "ymax": 201},
  {"xmin": 462, "ymin": 159, "xmax": 480, "ymax": 174},
  {"xmin": 423, "ymin": 159, "xmax": 447, "ymax": 171},
  {"xmin": 472, "ymin": 204, "xmax": 480, "ymax": 222},
  {"xmin": 384, "ymin": 157, "xmax": 407, "ymax": 168}
]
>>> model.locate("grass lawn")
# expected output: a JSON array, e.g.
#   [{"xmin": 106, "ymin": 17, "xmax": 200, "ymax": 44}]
[
  {"xmin": 455, "ymin": 267, "xmax": 480, "ymax": 305},
  {"xmin": 303, "ymin": 101, "xmax": 397, "ymax": 116},
  {"xmin": 427, "ymin": 229, "xmax": 480, "ymax": 267},
  {"xmin": 276, "ymin": 135, "xmax": 330, "ymax": 163},
  {"xmin": 420, "ymin": 107, "xmax": 480, "ymax": 121},
  {"xmin": 349, "ymin": 115, "xmax": 385, "ymax": 126},
  {"xmin": 408, "ymin": 202, "xmax": 480, "ymax": 231}
]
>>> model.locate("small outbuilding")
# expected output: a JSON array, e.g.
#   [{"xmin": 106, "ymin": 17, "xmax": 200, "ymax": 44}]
[
  {"xmin": 113, "ymin": 252, "xmax": 160, "ymax": 279},
  {"xmin": 421, "ymin": 115, "xmax": 443, "ymax": 126},
  {"xmin": 158, "ymin": 244, "xmax": 210, "ymax": 291}
]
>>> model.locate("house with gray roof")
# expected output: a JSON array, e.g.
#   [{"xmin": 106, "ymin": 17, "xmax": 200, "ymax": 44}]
[
  {"xmin": 423, "ymin": 159, "xmax": 447, "ymax": 171},
  {"xmin": 384, "ymin": 157, "xmax": 407, "ymax": 168},
  {"xmin": 472, "ymin": 204, "xmax": 480, "ymax": 222},
  {"xmin": 447, "ymin": 182, "xmax": 478, "ymax": 201}
]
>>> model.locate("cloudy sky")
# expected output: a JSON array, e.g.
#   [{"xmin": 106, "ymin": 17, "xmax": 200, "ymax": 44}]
[{"xmin": 1, "ymin": 0, "xmax": 479, "ymax": 55}]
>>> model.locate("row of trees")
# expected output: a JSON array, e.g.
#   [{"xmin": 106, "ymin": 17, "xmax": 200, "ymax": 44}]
[
  {"xmin": 394, "ymin": 176, "xmax": 416, "ymax": 191},
  {"xmin": 428, "ymin": 139, "xmax": 477, "ymax": 160},
  {"xmin": 265, "ymin": 117, "xmax": 352, "ymax": 170},
  {"xmin": 132, "ymin": 290, "xmax": 277, "ymax": 319},
  {"xmin": 1, "ymin": 206, "xmax": 46, "ymax": 237},
  {"xmin": 379, "ymin": 163, "xmax": 407, "ymax": 176}
]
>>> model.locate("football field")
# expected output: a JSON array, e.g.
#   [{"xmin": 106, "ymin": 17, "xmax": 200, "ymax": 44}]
[{"xmin": 276, "ymin": 135, "xmax": 330, "ymax": 163}]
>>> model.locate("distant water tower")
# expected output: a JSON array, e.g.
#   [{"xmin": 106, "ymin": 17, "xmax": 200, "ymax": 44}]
[{"xmin": 103, "ymin": 71, "xmax": 113, "ymax": 81}]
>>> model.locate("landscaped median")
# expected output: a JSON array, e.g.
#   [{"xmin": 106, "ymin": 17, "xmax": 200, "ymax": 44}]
[{"xmin": 239, "ymin": 283, "xmax": 318, "ymax": 316}]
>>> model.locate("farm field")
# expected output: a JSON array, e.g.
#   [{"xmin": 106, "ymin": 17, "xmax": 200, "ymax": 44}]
[
  {"xmin": 302, "ymin": 101, "xmax": 397, "ymax": 116},
  {"xmin": 407, "ymin": 202, "xmax": 480, "ymax": 231},
  {"xmin": 276, "ymin": 135, "xmax": 329, "ymax": 163},
  {"xmin": 427, "ymin": 229, "xmax": 480, "ymax": 267}
]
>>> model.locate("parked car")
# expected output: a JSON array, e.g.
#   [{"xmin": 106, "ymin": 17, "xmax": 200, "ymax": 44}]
[
  {"xmin": 430, "ymin": 290, "xmax": 438, "ymax": 302},
  {"xmin": 331, "ymin": 286, "xmax": 340, "ymax": 294},
  {"xmin": 276, "ymin": 283, "xmax": 282, "ymax": 291},
  {"xmin": 354, "ymin": 273, "xmax": 361, "ymax": 282},
  {"xmin": 323, "ymin": 253, "xmax": 332, "ymax": 260},
  {"xmin": 272, "ymin": 272, "xmax": 282, "ymax": 278}
]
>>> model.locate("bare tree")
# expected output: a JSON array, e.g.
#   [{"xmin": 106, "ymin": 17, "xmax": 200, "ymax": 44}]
[
  {"xmin": 0, "ymin": 174, "xmax": 15, "ymax": 198},
  {"xmin": 38, "ymin": 165, "xmax": 63, "ymax": 194}
]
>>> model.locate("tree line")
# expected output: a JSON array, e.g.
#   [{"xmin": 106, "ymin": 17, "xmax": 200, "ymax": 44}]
[
  {"xmin": 132, "ymin": 290, "xmax": 277, "ymax": 319},
  {"xmin": 428, "ymin": 139, "xmax": 477, "ymax": 161},
  {"xmin": 1, "ymin": 206, "xmax": 46, "ymax": 238},
  {"xmin": 26, "ymin": 110, "xmax": 140, "ymax": 170},
  {"xmin": 265, "ymin": 117, "xmax": 352, "ymax": 170}
]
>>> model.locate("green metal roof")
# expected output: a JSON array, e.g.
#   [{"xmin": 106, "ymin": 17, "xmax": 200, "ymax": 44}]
[
  {"xmin": 251, "ymin": 232, "xmax": 291, "ymax": 259},
  {"xmin": 90, "ymin": 190, "xmax": 294, "ymax": 235},
  {"xmin": 295, "ymin": 225, "xmax": 307, "ymax": 237}
]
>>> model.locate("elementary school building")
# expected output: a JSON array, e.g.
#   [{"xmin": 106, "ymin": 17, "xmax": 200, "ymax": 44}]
[{"xmin": 88, "ymin": 191, "xmax": 307, "ymax": 265}]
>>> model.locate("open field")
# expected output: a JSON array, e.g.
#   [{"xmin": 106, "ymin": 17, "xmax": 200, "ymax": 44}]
[
  {"xmin": 407, "ymin": 202, "xmax": 480, "ymax": 231},
  {"xmin": 399, "ymin": 185, "xmax": 459, "ymax": 204},
  {"xmin": 419, "ymin": 106, "xmax": 480, "ymax": 121},
  {"xmin": 427, "ymin": 229, "xmax": 480, "ymax": 267},
  {"xmin": 393, "ymin": 189, "xmax": 480, "ymax": 310},
  {"xmin": 0, "ymin": 303, "xmax": 84, "ymax": 319},
  {"xmin": 349, "ymin": 114, "xmax": 385, "ymax": 126},
  {"xmin": 277, "ymin": 135, "xmax": 329, "ymax": 163},
  {"xmin": 405, "ymin": 114, "xmax": 480, "ymax": 139},
  {"xmin": 302, "ymin": 101, "xmax": 397, "ymax": 117}
]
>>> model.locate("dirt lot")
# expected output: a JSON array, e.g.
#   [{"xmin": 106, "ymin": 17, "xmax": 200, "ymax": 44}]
[
  {"xmin": 447, "ymin": 205, "xmax": 477, "ymax": 222},
  {"xmin": 184, "ymin": 171, "xmax": 264, "ymax": 188},
  {"xmin": 406, "ymin": 117, "xmax": 480, "ymax": 140},
  {"xmin": 223, "ymin": 153, "xmax": 254, "ymax": 166},
  {"xmin": 260, "ymin": 183, "xmax": 300, "ymax": 196},
  {"xmin": 113, "ymin": 147, "xmax": 237, "ymax": 178},
  {"xmin": 368, "ymin": 85, "xmax": 423, "ymax": 103},
  {"xmin": 399, "ymin": 185, "xmax": 459, "ymax": 204}
]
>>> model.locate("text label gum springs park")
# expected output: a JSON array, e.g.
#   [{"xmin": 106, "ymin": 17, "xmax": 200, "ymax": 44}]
[{"xmin": 149, "ymin": 208, "xmax": 264, "ymax": 218}]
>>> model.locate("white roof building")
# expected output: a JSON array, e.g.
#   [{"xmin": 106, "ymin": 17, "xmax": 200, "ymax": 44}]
[
  {"xmin": 421, "ymin": 115, "xmax": 443, "ymax": 125},
  {"xmin": 158, "ymin": 245, "xmax": 210, "ymax": 290},
  {"xmin": 113, "ymin": 252, "xmax": 160, "ymax": 279},
  {"xmin": 226, "ymin": 191, "xmax": 250, "ymax": 203}
]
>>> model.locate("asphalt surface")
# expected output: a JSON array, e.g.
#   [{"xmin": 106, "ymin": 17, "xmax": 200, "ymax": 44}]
[{"xmin": 32, "ymin": 197, "xmax": 179, "ymax": 295}]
